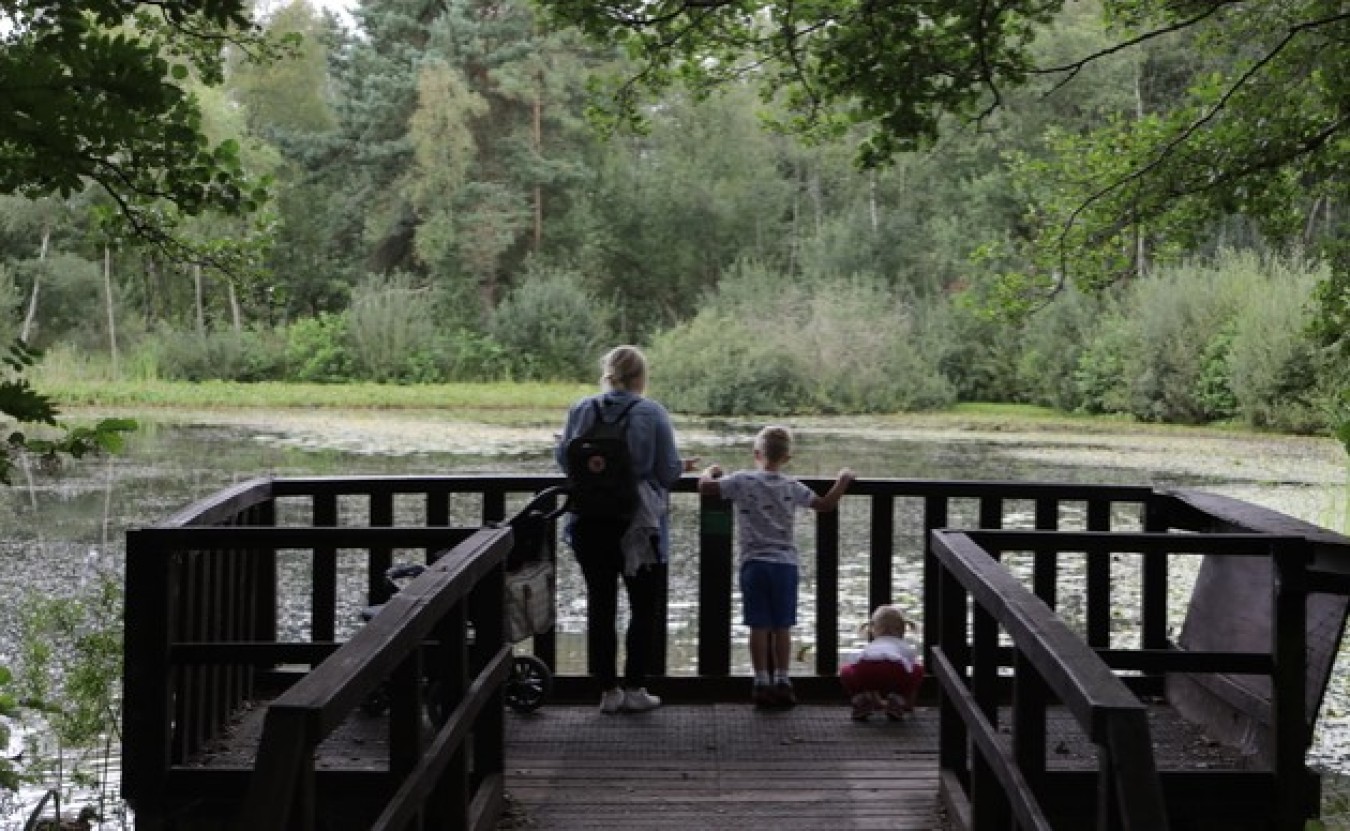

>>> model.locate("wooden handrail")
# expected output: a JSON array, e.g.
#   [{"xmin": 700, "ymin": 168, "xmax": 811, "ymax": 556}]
[
  {"xmin": 236, "ymin": 526, "xmax": 514, "ymax": 831},
  {"xmin": 932, "ymin": 528, "xmax": 1169, "ymax": 829}
]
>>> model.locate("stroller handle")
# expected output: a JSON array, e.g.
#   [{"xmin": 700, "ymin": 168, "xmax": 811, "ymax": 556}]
[{"xmin": 517, "ymin": 485, "xmax": 572, "ymax": 523}]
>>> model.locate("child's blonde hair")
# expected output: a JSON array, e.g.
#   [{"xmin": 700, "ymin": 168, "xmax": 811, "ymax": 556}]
[
  {"xmin": 754, "ymin": 425, "xmax": 792, "ymax": 465},
  {"xmin": 869, "ymin": 604, "xmax": 911, "ymax": 639}
]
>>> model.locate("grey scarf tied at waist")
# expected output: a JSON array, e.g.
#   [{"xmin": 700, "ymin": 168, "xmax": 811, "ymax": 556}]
[{"xmin": 621, "ymin": 480, "xmax": 667, "ymax": 576}]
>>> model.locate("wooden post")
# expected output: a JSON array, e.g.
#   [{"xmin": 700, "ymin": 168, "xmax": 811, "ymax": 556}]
[
  {"xmin": 312, "ymin": 493, "xmax": 338, "ymax": 645},
  {"xmin": 1086, "ymin": 499, "xmax": 1112, "ymax": 648},
  {"xmin": 1140, "ymin": 498, "xmax": 1168, "ymax": 651},
  {"xmin": 816, "ymin": 506, "xmax": 840, "ymax": 675},
  {"xmin": 1012, "ymin": 650, "xmax": 1048, "ymax": 804},
  {"xmin": 1034, "ymin": 497, "xmax": 1058, "ymax": 607},
  {"xmin": 924, "ymin": 496, "xmax": 950, "ymax": 670},
  {"xmin": 936, "ymin": 533, "xmax": 969, "ymax": 785},
  {"xmin": 698, "ymin": 491, "xmax": 733, "ymax": 676},
  {"xmin": 869, "ymin": 493, "xmax": 894, "ymax": 612},
  {"xmin": 1272, "ymin": 539, "xmax": 1310, "ymax": 830}
]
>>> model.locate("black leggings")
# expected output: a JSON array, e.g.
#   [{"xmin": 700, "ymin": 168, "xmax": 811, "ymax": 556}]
[{"xmin": 572, "ymin": 519, "xmax": 665, "ymax": 688}]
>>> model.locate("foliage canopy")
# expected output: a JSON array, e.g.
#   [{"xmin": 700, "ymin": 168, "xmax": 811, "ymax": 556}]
[
  {"xmin": 535, "ymin": 1, "xmax": 1350, "ymax": 329},
  {"xmin": 0, "ymin": 0, "xmax": 276, "ymax": 253}
]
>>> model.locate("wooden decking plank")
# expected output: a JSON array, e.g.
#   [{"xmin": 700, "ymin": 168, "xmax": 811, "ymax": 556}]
[{"xmin": 504, "ymin": 704, "xmax": 944, "ymax": 830}]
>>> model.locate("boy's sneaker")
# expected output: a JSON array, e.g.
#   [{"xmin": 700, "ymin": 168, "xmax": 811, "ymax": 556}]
[
  {"xmin": 851, "ymin": 692, "xmax": 880, "ymax": 721},
  {"xmin": 773, "ymin": 680, "xmax": 798, "ymax": 708},
  {"xmin": 884, "ymin": 693, "xmax": 910, "ymax": 721},
  {"xmin": 752, "ymin": 683, "xmax": 776, "ymax": 709},
  {"xmin": 599, "ymin": 687, "xmax": 625, "ymax": 714},
  {"xmin": 623, "ymin": 687, "xmax": 662, "ymax": 713}
]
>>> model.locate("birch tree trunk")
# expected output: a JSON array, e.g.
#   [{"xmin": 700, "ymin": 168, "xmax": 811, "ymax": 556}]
[
  {"xmin": 227, "ymin": 280, "xmax": 243, "ymax": 333},
  {"xmin": 19, "ymin": 225, "xmax": 50, "ymax": 342},
  {"xmin": 104, "ymin": 246, "xmax": 119, "ymax": 378},
  {"xmin": 194, "ymin": 263, "xmax": 206, "ymax": 335}
]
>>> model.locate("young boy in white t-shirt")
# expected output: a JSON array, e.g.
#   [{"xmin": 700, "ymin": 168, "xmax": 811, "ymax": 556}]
[{"xmin": 699, "ymin": 426, "xmax": 854, "ymax": 708}]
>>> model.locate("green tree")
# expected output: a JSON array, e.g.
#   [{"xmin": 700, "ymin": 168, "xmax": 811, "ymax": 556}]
[{"xmin": 1, "ymin": 0, "xmax": 276, "ymax": 256}]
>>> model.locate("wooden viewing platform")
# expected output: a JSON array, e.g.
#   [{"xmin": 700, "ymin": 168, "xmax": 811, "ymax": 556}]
[
  {"xmin": 500, "ymin": 700, "xmax": 1249, "ymax": 830},
  {"xmin": 121, "ymin": 474, "xmax": 1350, "ymax": 830},
  {"xmin": 504, "ymin": 703, "xmax": 942, "ymax": 830}
]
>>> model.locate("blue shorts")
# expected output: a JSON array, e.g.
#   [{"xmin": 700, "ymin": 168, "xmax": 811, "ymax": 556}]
[{"xmin": 740, "ymin": 560, "xmax": 798, "ymax": 629}]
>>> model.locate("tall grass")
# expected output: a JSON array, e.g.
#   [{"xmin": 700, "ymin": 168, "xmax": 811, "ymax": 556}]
[{"xmin": 39, "ymin": 379, "xmax": 590, "ymax": 411}]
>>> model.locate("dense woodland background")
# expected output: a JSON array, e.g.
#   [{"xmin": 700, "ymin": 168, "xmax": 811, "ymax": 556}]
[{"xmin": 3, "ymin": 0, "xmax": 1346, "ymax": 433}]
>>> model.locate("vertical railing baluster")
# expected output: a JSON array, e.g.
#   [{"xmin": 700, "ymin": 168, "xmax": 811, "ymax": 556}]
[
  {"xmin": 312, "ymin": 493, "xmax": 338, "ymax": 645},
  {"xmin": 370, "ymin": 491, "xmax": 394, "ymax": 605},
  {"xmin": 1272, "ymin": 538, "xmax": 1310, "ymax": 830},
  {"xmin": 970, "ymin": 593, "xmax": 1006, "ymax": 829},
  {"xmin": 924, "ymin": 496, "xmax": 950, "ymax": 670},
  {"xmin": 869, "ymin": 493, "xmax": 894, "ymax": 613},
  {"xmin": 1140, "ymin": 497, "xmax": 1168, "ymax": 652},
  {"xmin": 1034, "ymin": 498, "xmax": 1058, "ymax": 607},
  {"xmin": 698, "ymin": 491, "xmax": 734, "ymax": 676},
  {"xmin": 816, "ymin": 506, "xmax": 841, "ymax": 676},
  {"xmin": 1086, "ymin": 499, "xmax": 1111, "ymax": 648},
  {"xmin": 937, "ymin": 534, "xmax": 969, "ymax": 790},
  {"xmin": 1012, "ymin": 650, "xmax": 1048, "ymax": 812}
]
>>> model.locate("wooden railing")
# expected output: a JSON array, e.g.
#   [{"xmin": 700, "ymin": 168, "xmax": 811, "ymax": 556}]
[
  {"xmin": 121, "ymin": 474, "xmax": 1345, "ymax": 830},
  {"xmin": 932, "ymin": 528, "xmax": 1317, "ymax": 830},
  {"xmin": 238, "ymin": 526, "xmax": 514, "ymax": 831}
]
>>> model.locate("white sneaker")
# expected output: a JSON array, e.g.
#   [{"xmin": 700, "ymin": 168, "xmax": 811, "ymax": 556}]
[
  {"xmin": 622, "ymin": 687, "xmax": 661, "ymax": 712},
  {"xmin": 599, "ymin": 687, "xmax": 625, "ymax": 714}
]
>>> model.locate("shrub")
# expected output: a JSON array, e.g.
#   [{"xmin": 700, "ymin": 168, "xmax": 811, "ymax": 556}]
[
  {"xmin": 1119, "ymin": 253, "xmax": 1264, "ymax": 423},
  {"xmin": 347, "ymin": 273, "xmax": 439, "ymax": 382},
  {"xmin": 285, "ymin": 312, "xmax": 353, "ymax": 382},
  {"xmin": 1015, "ymin": 286, "xmax": 1111, "ymax": 411},
  {"xmin": 1227, "ymin": 257, "xmax": 1328, "ymax": 432},
  {"xmin": 487, "ymin": 267, "xmax": 610, "ymax": 381},
  {"xmin": 933, "ymin": 298, "xmax": 1023, "ymax": 403},
  {"xmin": 650, "ymin": 263, "xmax": 953, "ymax": 415},
  {"xmin": 1074, "ymin": 314, "xmax": 1134, "ymax": 415},
  {"xmin": 650, "ymin": 314, "xmax": 811, "ymax": 415},
  {"xmin": 151, "ymin": 326, "xmax": 286, "ymax": 382},
  {"xmin": 437, "ymin": 328, "xmax": 512, "ymax": 382}
]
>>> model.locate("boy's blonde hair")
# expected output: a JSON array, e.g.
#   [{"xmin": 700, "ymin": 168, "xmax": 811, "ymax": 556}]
[
  {"xmin": 754, "ymin": 425, "xmax": 792, "ymax": 464},
  {"xmin": 869, "ymin": 604, "xmax": 911, "ymax": 639}
]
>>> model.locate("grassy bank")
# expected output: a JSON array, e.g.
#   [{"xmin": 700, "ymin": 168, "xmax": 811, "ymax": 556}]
[
  {"xmin": 46, "ymin": 379, "xmax": 592, "ymax": 411},
  {"xmin": 38, "ymin": 380, "xmax": 1346, "ymax": 451}
]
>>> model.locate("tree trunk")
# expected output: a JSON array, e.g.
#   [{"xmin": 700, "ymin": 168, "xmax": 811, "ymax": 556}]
[
  {"xmin": 1132, "ymin": 60, "xmax": 1148, "ymax": 278},
  {"xmin": 533, "ymin": 79, "xmax": 544, "ymax": 252},
  {"xmin": 19, "ymin": 225, "xmax": 50, "ymax": 342},
  {"xmin": 104, "ymin": 246, "xmax": 119, "ymax": 378},
  {"xmin": 869, "ymin": 172, "xmax": 879, "ymax": 235},
  {"xmin": 194, "ymin": 263, "xmax": 206, "ymax": 336},
  {"xmin": 228, "ymin": 280, "xmax": 243, "ymax": 333}
]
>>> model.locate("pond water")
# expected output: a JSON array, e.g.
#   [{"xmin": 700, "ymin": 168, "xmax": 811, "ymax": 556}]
[{"xmin": 0, "ymin": 408, "xmax": 1346, "ymax": 826}]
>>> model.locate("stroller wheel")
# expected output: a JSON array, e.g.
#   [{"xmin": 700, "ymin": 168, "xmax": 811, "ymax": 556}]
[{"xmin": 505, "ymin": 654, "xmax": 552, "ymax": 713}]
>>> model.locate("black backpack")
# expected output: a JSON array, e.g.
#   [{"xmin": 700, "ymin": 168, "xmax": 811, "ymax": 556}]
[{"xmin": 564, "ymin": 397, "xmax": 642, "ymax": 524}]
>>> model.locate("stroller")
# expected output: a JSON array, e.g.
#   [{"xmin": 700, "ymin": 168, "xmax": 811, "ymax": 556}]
[
  {"xmin": 358, "ymin": 485, "xmax": 566, "ymax": 716},
  {"xmin": 497, "ymin": 484, "xmax": 569, "ymax": 713}
]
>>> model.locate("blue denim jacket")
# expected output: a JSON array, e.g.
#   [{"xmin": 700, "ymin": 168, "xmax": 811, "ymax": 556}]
[{"xmin": 555, "ymin": 391, "xmax": 683, "ymax": 558}]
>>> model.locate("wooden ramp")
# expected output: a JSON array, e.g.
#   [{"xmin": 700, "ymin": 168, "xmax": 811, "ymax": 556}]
[{"xmin": 503, "ymin": 704, "xmax": 942, "ymax": 830}]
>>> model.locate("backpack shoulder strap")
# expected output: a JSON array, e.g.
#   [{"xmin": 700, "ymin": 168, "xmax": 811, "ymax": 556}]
[{"xmin": 595, "ymin": 396, "xmax": 642, "ymax": 426}]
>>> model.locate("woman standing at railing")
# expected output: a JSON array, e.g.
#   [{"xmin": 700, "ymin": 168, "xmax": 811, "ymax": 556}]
[{"xmin": 556, "ymin": 345, "xmax": 698, "ymax": 714}]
